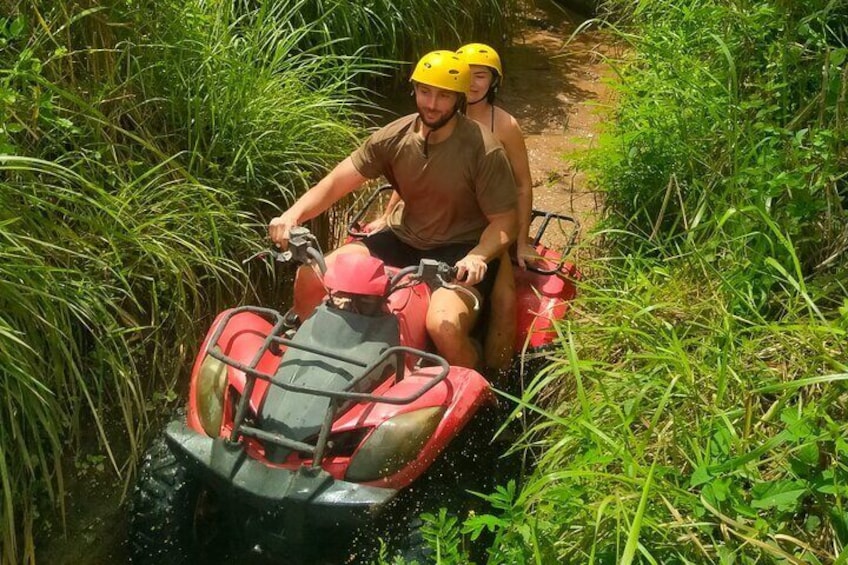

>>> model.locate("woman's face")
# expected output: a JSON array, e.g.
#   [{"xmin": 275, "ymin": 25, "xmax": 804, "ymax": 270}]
[{"xmin": 468, "ymin": 65, "xmax": 495, "ymax": 104}]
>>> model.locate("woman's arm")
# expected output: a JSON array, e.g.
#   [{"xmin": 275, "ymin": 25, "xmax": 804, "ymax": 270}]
[
  {"xmin": 499, "ymin": 114, "xmax": 535, "ymax": 268},
  {"xmin": 365, "ymin": 190, "xmax": 402, "ymax": 233}
]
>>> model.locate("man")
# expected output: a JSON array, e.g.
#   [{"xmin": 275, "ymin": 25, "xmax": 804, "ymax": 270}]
[{"xmin": 268, "ymin": 50, "xmax": 517, "ymax": 368}]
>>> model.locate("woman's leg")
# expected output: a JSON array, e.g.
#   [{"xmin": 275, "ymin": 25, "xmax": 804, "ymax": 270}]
[{"xmin": 484, "ymin": 252, "xmax": 516, "ymax": 369}]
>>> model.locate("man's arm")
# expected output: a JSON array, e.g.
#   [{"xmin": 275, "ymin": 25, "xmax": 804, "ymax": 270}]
[
  {"xmin": 269, "ymin": 157, "xmax": 367, "ymax": 246},
  {"xmin": 454, "ymin": 209, "xmax": 517, "ymax": 286}
]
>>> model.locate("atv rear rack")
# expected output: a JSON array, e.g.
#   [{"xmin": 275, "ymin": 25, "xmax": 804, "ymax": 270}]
[{"xmin": 205, "ymin": 305, "xmax": 450, "ymax": 467}]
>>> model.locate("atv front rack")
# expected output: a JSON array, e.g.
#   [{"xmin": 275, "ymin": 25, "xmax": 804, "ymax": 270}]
[{"xmin": 205, "ymin": 306, "xmax": 450, "ymax": 468}]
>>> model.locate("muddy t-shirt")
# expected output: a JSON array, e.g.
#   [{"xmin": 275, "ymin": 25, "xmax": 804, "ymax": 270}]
[{"xmin": 350, "ymin": 113, "xmax": 517, "ymax": 249}]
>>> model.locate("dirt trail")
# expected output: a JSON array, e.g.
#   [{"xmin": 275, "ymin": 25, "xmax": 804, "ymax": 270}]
[
  {"xmin": 35, "ymin": 2, "xmax": 613, "ymax": 563},
  {"xmin": 502, "ymin": 0, "xmax": 613, "ymax": 240}
]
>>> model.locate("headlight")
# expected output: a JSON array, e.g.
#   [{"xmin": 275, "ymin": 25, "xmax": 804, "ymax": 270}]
[
  {"xmin": 345, "ymin": 407, "xmax": 444, "ymax": 482},
  {"xmin": 195, "ymin": 355, "xmax": 227, "ymax": 436}
]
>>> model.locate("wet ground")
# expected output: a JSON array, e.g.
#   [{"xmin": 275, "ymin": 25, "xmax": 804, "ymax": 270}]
[
  {"xmin": 503, "ymin": 0, "xmax": 614, "ymax": 249},
  {"xmin": 35, "ymin": 1, "xmax": 613, "ymax": 563}
]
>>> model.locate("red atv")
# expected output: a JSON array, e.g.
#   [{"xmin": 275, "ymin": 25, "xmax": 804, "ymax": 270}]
[{"xmin": 127, "ymin": 202, "xmax": 579, "ymax": 564}]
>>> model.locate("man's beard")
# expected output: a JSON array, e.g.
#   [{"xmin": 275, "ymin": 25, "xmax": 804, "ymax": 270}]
[{"xmin": 418, "ymin": 106, "xmax": 457, "ymax": 131}]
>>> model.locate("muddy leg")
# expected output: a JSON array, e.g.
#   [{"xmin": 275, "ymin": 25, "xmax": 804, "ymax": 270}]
[
  {"xmin": 426, "ymin": 287, "xmax": 480, "ymax": 368},
  {"xmin": 484, "ymin": 253, "xmax": 516, "ymax": 370}
]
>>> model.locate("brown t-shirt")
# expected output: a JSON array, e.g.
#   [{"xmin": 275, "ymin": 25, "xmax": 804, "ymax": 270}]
[{"xmin": 350, "ymin": 113, "xmax": 517, "ymax": 249}]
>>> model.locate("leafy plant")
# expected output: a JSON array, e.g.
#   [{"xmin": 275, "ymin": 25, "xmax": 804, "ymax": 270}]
[
  {"xmin": 420, "ymin": 508, "xmax": 470, "ymax": 564},
  {"xmin": 1, "ymin": 0, "xmax": 520, "ymax": 563},
  {"xmin": 454, "ymin": 232, "xmax": 848, "ymax": 562}
]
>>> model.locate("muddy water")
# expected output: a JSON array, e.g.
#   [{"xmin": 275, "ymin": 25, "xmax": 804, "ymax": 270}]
[{"xmin": 35, "ymin": 1, "xmax": 612, "ymax": 563}]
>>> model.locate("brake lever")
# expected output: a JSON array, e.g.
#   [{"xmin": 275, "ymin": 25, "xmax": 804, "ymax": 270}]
[
  {"xmin": 242, "ymin": 248, "xmax": 292, "ymax": 266},
  {"xmin": 387, "ymin": 260, "xmax": 479, "ymax": 311},
  {"xmin": 438, "ymin": 279, "xmax": 481, "ymax": 312}
]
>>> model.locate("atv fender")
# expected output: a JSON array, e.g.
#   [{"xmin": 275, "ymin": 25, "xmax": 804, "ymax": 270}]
[
  {"xmin": 332, "ymin": 365, "xmax": 495, "ymax": 490},
  {"xmin": 187, "ymin": 309, "xmax": 283, "ymax": 435},
  {"xmin": 515, "ymin": 258, "xmax": 579, "ymax": 349}
]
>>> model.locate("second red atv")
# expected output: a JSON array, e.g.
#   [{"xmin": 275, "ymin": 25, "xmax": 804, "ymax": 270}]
[{"xmin": 127, "ymin": 203, "xmax": 579, "ymax": 564}]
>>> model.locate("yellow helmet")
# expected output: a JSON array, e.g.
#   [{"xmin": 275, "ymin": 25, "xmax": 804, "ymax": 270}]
[
  {"xmin": 456, "ymin": 43, "xmax": 503, "ymax": 78},
  {"xmin": 410, "ymin": 50, "xmax": 471, "ymax": 95}
]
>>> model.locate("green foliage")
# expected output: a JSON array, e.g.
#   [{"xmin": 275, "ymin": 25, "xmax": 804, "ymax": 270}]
[
  {"xmin": 380, "ymin": 1, "xmax": 846, "ymax": 561},
  {"xmin": 420, "ymin": 509, "xmax": 470, "ymax": 564},
  {"xmin": 464, "ymin": 480, "xmax": 551, "ymax": 564},
  {"xmin": 507, "ymin": 8, "xmax": 848, "ymax": 557},
  {"xmin": 0, "ymin": 0, "xmax": 517, "ymax": 563},
  {"xmin": 590, "ymin": 0, "xmax": 847, "ymax": 290},
  {"xmin": 0, "ymin": 155, "xmax": 252, "ymax": 563},
  {"xmin": 277, "ymin": 0, "xmax": 515, "ymax": 67},
  {"xmin": 444, "ymin": 240, "xmax": 848, "ymax": 562}
]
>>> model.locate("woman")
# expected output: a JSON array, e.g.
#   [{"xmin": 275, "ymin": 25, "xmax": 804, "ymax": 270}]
[{"xmin": 457, "ymin": 42, "xmax": 535, "ymax": 370}]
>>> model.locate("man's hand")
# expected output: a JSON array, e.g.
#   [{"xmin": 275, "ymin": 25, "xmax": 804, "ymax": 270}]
[
  {"xmin": 268, "ymin": 211, "xmax": 299, "ymax": 249},
  {"xmin": 455, "ymin": 254, "xmax": 488, "ymax": 286}
]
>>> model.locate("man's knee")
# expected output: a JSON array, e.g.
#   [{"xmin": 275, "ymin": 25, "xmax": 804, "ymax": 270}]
[
  {"xmin": 427, "ymin": 290, "xmax": 476, "ymax": 329},
  {"xmin": 426, "ymin": 309, "xmax": 465, "ymax": 343},
  {"xmin": 426, "ymin": 305, "xmax": 480, "ymax": 368}
]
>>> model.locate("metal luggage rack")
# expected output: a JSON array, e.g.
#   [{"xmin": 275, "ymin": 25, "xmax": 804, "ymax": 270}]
[
  {"xmin": 204, "ymin": 306, "xmax": 450, "ymax": 467},
  {"xmin": 527, "ymin": 209, "xmax": 580, "ymax": 275}
]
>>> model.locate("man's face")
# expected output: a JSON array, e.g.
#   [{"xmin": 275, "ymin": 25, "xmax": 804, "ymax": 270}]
[{"xmin": 413, "ymin": 83, "xmax": 461, "ymax": 128}]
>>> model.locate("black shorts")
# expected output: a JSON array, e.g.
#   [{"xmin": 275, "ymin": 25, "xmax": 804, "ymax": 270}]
[{"xmin": 359, "ymin": 229, "xmax": 500, "ymax": 300}]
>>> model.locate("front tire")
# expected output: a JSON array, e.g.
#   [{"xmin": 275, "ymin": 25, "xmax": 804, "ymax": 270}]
[{"xmin": 127, "ymin": 434, "xmax": 229, "ymax": 564}]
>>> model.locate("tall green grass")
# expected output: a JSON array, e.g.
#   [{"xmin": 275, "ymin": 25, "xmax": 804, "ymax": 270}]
[
  {"xmin": 415, "ymin": 234, "xmax": 847, "ymax": 563},
  {"xmin": 0, "ymin": 156, "xmax": 253, "ymax": 561},
  {"xmin": 591, "ymin": 0, "xmax": 847, "ymax": 293},
  {"xmin": 2, "ymin": 0, "xmax": 517, "ymax": 562},
  {"xmin": 407, "ymin": 0, "xmax": 848, "ymax": 562}
]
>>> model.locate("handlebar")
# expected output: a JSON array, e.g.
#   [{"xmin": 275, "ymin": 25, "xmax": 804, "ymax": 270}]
[
  {"xmin": 389, "ymin": 259, "xmax": 479, "ymax": 311},
  {"xmin": 248, "ymin": 225, "xmax": 480, "ymax": 310},
  {"xmin": 388, "ymin": 259, "xmax": 456, "ymax": 289},
  {"xmin": 243, "ymin": 226, "xmax": 327, "ymax": 274}
]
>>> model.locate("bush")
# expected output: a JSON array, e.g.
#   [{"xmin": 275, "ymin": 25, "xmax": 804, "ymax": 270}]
[{"xmin": 1, "ymin": 0, "xmax": 517, "ymax": 562}]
